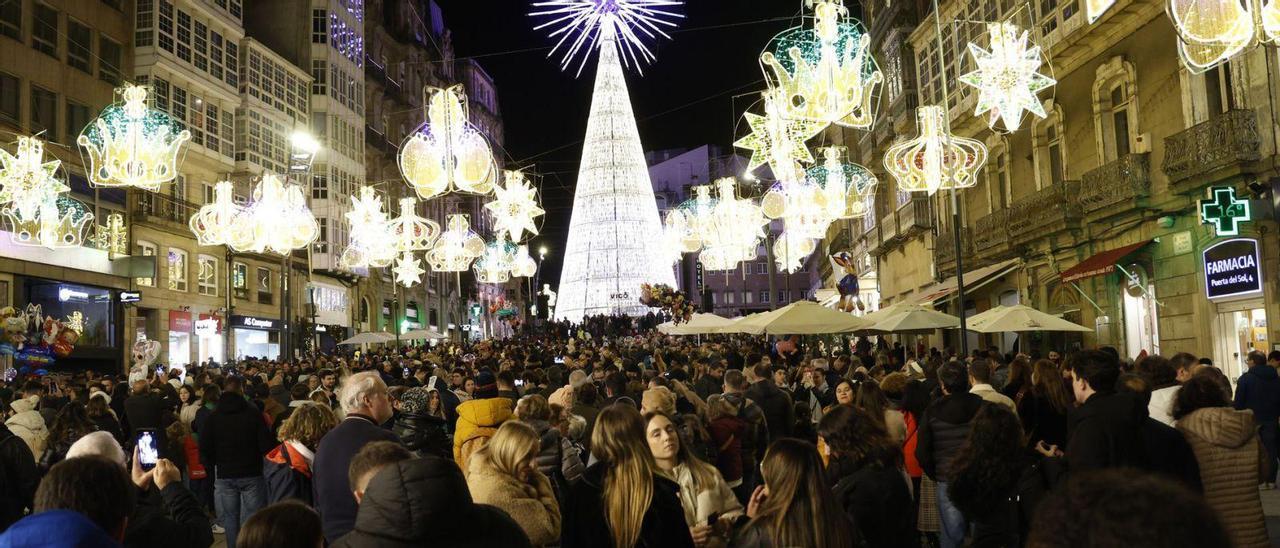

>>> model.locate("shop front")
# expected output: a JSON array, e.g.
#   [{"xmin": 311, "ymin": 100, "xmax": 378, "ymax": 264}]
[
  {"xmin": 1059, "ymin": 241, "xmax": 1159, "ymax": 360},
  {"xmin": 1203, "ymin": 238, "xmax": 1267, "ymax": 381},
  {"xmin": 195, "ymin": 314, "xmax": 224, "ymax": 365},
  {"xmin": 230, "ymin": 315, "xmax": 281, "ymax": 361},
  {"xmin": 17, "ymin": 278, "xmax": 123, "ymax": 372},
  {"xmin": 308, "ymin": 281, "xmax": 350, "ymax": 352},
  {"xmin": 167, "ymin": 311, "xmax": 192, "ymax": 367}
]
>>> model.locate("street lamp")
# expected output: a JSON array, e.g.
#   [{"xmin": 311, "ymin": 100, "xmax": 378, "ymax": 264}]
[
  {"xmin": 534, "ymin": 246, "xmax": 550, "ymax": 321},
  {"xmin": 282, "ymin": 129, "xmax": 320, "ymax": 361}
]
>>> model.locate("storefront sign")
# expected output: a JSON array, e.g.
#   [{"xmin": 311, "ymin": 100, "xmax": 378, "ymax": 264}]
[
  {"xmin": 197, "ymin": 314, "xmax": 222, "ymax": 335},
  {"xmin": 1203, "ymin": 238, "xmax": 1262, "ymax": 300},
  {"xmin": 230, "ymin": 315, "xmax": 281, "ymax": 330},
  {"xmin": 194, "ymin": 319, "xmax": 219, "ymax": 337},
  {"xmin": 695, "ymin": 261, "xmax": 705, "ymax": 292},
  {"xmin": 169, "ymin": 311, "xmax": 192, "ymax": 333},
  {"xmin": 119, "ymin": 291, "xmax": 142, "ymax": 303}
]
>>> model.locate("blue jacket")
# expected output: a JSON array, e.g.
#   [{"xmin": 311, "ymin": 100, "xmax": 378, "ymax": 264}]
[
  {"xmin": 313, "ymin": 414, "xmax": 401, "ymax": 544},
  {"xmin": 1234, "ymin": 364, "xmax": 1280, "ymax": 423},
  {"xmin": 0, "ymin": 510, "xmax": 119, "ymax": 548}
]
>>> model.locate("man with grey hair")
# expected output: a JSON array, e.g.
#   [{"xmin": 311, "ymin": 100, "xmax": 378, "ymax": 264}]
[{"xmin": 313, "ymin": 371, "xmax": 400, "ymax": 543}]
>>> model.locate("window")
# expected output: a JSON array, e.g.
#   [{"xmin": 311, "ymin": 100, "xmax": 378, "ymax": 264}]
[
  {"xmin": 197, "ymin": 255, "xmax": 217, "ymax": 296},
  {"xmin": 67, "ymin": 20, "xmax": 91, "ymax": 72},
  {"xmin": 32, "ymin": 3, "xmax": 57, "ymax": 58},
  {"xmin": 314, "ymin": 218, "xmax": 328, "ymax": 253},
  {"xmin": 759, "ymin": 290, "xmax": 771, "ymax": 303},
  {"xmin": 312, "ymin": 9, "xmax": 327, "ymax": 43},
  {"xmin": 171, "ymin": 174, "xmax": 187, "ymax": 203},
  {"xmin": 744, "ymin": 291, "xmax": 753, "ymax": 304},
  {"xmin": 65, "ymin": 101, "xmax": 90, "ymax": 144},
  {"xmin": 99, "ymin": 37, "xmax": 122, "ymax": 85},
  {"xmin": 0, "ymin": 0, "xmax": 19, "ymax": 40},
  {"xmin": 1204, "ymin": 63, "xmax": 1235, "ymax": 116},
  {"xmin": 1110, "ymin": 86, "xmax": 1130, "ymax": 157},
  {"xmin": 1046, "ymin": 124, "xmax": 1064, "ymax": 185},
  {"xmin": 778, "ymin": 290, "xmax": 788, "ymax": 303},
  {"xmin": 203, "ymin": 182, "xmax": 216, "ymax": 204},
  {"xmin": 724, "ymin": 291, "xmax": 735, "ymax": 304},
  {"xmin": 136, "ymin": 241, "xmax": 157, "ymax": 286},
  {"xmin": 0, "ymin": 72, "xmax": 17, "ymax": 123},
  {"xmin": 167, "ymin": 248, "xmax": 188, "ymax": 291},
  {"xmin": 135, "ymin": 0, "xmax": 153, "ymax": 46},
  {"xmin": 987, "ymin": 145, "xmax": 1009, "ymax": 211},
  {"xmin": 30, "ymin": 86, "xmax": 57, "ymax": 141},
  {"xmin": 257, "ymin": 267, "xmax": 272, "ymax": 305},
  {"xmin": 755, "ymin": 262, "xmax": 767, "ymax": 274},
  {"xmin": 1093, "ymin": 58, "xmax": 1137, "ymax": 163},
  {"xmin": 233, "ymin": 262, "xmax": 248, "ymax": 299},
  {"xmin": 312, "ymin": 171, "xmax": 328, "ymax": 199}
]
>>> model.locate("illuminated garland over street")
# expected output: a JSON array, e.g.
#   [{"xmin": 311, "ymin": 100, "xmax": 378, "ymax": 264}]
[
  {"xmin": 78, "ymin": 84, "xmax": 190, "ymax": 192},
  {"xmin": 399, "ymin": 85, "xmax": 498, "ymax": 200},
  {"xmin": 883, "ymin": 106, "xmax": 988, "ymax": 195},
  {"xmin": 427, "ymin": 214, "xmax": 485, "ymax": 273}
]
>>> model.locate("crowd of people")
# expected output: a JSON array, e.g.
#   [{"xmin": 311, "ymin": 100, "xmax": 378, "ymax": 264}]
[{"xmin": 0, "ymin": 314, "xmax": 1275, "ymax": 547}]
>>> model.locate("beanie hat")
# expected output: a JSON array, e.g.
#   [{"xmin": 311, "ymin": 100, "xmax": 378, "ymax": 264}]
[
  {"xmin": 473, "ymin": 370, "xmax": 499, "ymax": 399},
  {"xmin": 66, "ymin": 431, "xmax": 126, "ymax": 467},
  {"xmin": 400, "ymin": 387, "xmax": 431, "ymax": 415},
  {"xmin": 642, "ymin": 386, "xmax": 676, "ymax": 416}
]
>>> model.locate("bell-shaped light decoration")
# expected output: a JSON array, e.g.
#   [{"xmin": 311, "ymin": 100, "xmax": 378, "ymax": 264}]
[
  {"xmin": 510, "ymin": 244, "xmax": 538, "ymax": 278},
  {"xmin": 884, "ymin": 106, "xmax": 988, "ymax": 195},
  {"xmin": 340, "ymin": 186, "xmax": 398, "ymax": 269},
  {"xmin": 77, "ymin": 84, "xmax": 191, "ymax": 192},
  {"xmin": 759, "ymin": 1, "xmax": 883, "ymax": 129},
  {"xmin": 426, "ymin": 214, "xmax": 485, "ymax": 272},
  {"xmin": 189, "ymin": 180, "xmax": 243, "ymax": 246},
  {"xmin": 387, "ymin": 197, "xmax": 441, "ymax": 253},
  {"xmin": 484, "ymin": 169, "xmax": 545, "ymax": 242},
  {"xmin": 227, "ymin": 174, "xmax": 319, "ymax": 255},
  {"xmin": 399, "ymin": 85, "xmax": 498, "ymax": 200}
]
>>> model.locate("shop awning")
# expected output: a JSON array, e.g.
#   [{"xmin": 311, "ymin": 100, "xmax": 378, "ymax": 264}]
[
  {"xmin": 1059, "ymin": 241, "xmax": 1153, "ymax": 283},
  {"xmin": 910, "ymin": 258, "xmax": 1021, "ymax": 305}
]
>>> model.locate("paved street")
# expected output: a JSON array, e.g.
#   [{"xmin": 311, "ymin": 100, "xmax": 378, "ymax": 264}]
[{"xmin": 1264, "ymin": 488, "xmax": 1280, "ymax": 546}]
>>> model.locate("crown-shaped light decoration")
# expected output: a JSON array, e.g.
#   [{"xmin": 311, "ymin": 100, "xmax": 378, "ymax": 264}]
[
  {"xmin": 426, "ymin": 214, "xmax": 485, "ymax": 272},
  {"xmin": 884, "ymin": 106, "xmax": 988, "ymax": 195},
  {"xmin": 474, "ymin": 237, "xmax": 518, "ymax": 284},
  {"xmin": 227, "ymin": 174, "xmax": 318, "ymax": 255},
  {"xmin": 773, "ymin": 230, "xmax": 816, "ymax": 273},
  {"xmin": 760, "ymin": 179, "xmax": 835, "ymax": 241},
  {"xmin": 77, "ymin": 84, "xmax": 191, "ymax": 192},
  {"xmin": 510, "ymin": 244, "xmax": 539, "ymax": 278},
  {"xmin": 399, "ymin": 86, "xmax": 498, "ymax": 200},
  {"xmin": 94, "ymin": 212, "xmax": 129, "ymax": 256},
  {"xmin": 392, "ymin": 251, "xmax": 426, "ymax": 288},
  {"xmin": 485, "ymin": 170, "xmax": 545, "ymax": 242},
  {"xmin": 189, "ymin": 180, "xmax": 243, "ymax": 247},
  {"xmin": 0, "ymin": 137, "xmax": 70, "ymax": 224},
  {"xmin": 699, "ymin": 177, "xmax": 767, "ymax": 271},
  {"xmin": 958, "ymin": 23, "xmax": 1055, "ymax": 132},
  {"xmin": 760, "ymin": 1, "xmax": 882, "ymax": 129},
  {"xmin": 530, "ymin": 0, "xmax": 685, "ymax": 75},
  {"xmin": 1166, "ymin": 0, "xmax": 1280, "ymax": 72},
  {"xmin": 734, "ymin": 89, "xmax": 825, "ymax": 183},
  {"xmin": 5, "ymin": 195, "xmax": 95, "ymax": 249},
  {"xmin": 806, "ymin": 146, "xmax": 877, "ymax": 219},
  {"xmin": 666, "ymin": 185, "xmax": 719, "ymax": 254},
  {"xmin": 388, "ymin": 197, "xmax": 441, "ymax": 253},
  {"xmin": 340, "ymin": 186, "xmax": 398, "ymax": 269}
]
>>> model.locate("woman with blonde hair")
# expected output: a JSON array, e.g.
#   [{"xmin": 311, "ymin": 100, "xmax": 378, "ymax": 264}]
[
  {"xmin": 562, "ymin": 404, "xmax": 693, "ymax": 548},
  {"xmin": 264, "ymin": 403, "xmax": 337, "ymax": 505},
  {"xmin": 466, "ymin": 421, "xmax": 561, "ymax": 546},
  {"xmin": 645, "ymin": 411, "xmax": 743, "ymax": 547},
  {"xmin": 734, "ymin": 438, "xmax": 856, "ymax": 548}
]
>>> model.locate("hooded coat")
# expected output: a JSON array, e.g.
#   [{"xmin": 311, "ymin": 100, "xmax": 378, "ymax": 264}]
[
  {"xmin": 331, "ymin": 457, "xmax": 532, "ymax": 548},
  {"xmin": 5, "ymin": 396, "xmax": 47, "ymax": 459},
  {"xmin": 198, "ymin": 392, "xmax": 273, "ymax": 479},
  {"xmin": 1234, "ymin": 363, "xmax": 1280, "ymax": 423},
  {"xmin": 466, "ymin": 451, "xmax": 561, "ymax": 546},
  {"xmin": 1177, "ymin": 407, "xmax": 1269, "ymax": 548},
  {"xmin": 452, "ymin": 397, "xmax": 513, "ymax": 473}
]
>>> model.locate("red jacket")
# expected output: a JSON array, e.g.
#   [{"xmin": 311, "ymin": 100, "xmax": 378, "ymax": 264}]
[
  {"xmin": 182, "ymin": 435, "xmax": 207, "ymax": 479},
  {"xmin": 903, "ymin": 412, "xmax": 922, "ymax": 478}
]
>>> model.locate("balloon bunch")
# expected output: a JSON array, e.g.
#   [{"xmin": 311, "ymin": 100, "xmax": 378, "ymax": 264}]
[
  {"xmin": 639, "ymin": 283, "xmax": 695, "ymax": 324},
  {"xmin": 0, "ymin": 304, "xmax": 80, "ymax": 373}
]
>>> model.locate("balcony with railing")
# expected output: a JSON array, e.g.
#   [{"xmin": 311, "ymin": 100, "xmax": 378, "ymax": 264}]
[
  {"xmin": 896, "ymin": 195, "xmax": 932, "ymax": 238},
  {"xmin": 1163, "ymin": 109, "xmax": 1261, "ymax": 194},
  {"xmin": 879, "ymin": 210, "xmax": 902, "ymax": 247},
  {"xmin": 972, "ymin": 209, "xmax": 1012, "ymax": 260},
  {"xmin": 365, "ymin": 123, "xmax": 397, "ymax": 154},
  {"xmin": 131, "ymin": 192, "xmax": 197, "ymax": 233},
  {"xmin": 934, "ymin": 227, "xmax": 971, "ymax": 274},
  {"xmin": 1008, "ymin": 181, "xmax": 1082, "ymax": 247},
  {"xmin": 865, "ymin": 222, "xmax": 884, "ymax": 256},
  {"xmin": 1080, "ymin": 153, "xmax": 1151, "ymax": 218}
]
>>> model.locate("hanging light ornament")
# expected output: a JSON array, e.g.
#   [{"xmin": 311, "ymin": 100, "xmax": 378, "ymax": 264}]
[
  {"xmin": 671, "ymin": 185, "xmax": 719, "ymax": 252},
  {"xmin": 392, "ymin": 252, "xmax": 426, "ymax": 288},
  {"xmin": 958, "ymin": 22, "xmax": 1055, "ymax": 132},
  {"xmin": 94, "ymin": 212, "xmax": 129, "ymax": 255},
  {"xmin": 227, "ymin": 174, "xmax": 319, "ymax": 255},
  {"xmin": 387, "ymin": 197, "xmax": 441, "ymax": 253},
  {"xmin": 883, "ymin": 106, "xmax": 988, "ymax": 195},
  {"xmin": 806, "ymin": 146, "xmax": 877, "ymax": 219},
  {"xmin": 760, "ymin": 0, "xmax": 883, "ymax": 129},
  {"xmin": 339, "ymin": 186, "xmax": 397, "ymax": 269},
  {"xmin": 474, "ymin": 237, "xmax": 518, "ymax": 284},
  {"xmin": 426, "ymin": 214, "xmax": 485, "ymax": 272},
  {"xmin": 773, "ymin": 230, "xmax": 816, "ymax": 273},
  {"xmin": 77, "ymin": 84, "xmax": 191, "ymax": 192},
  {"xmin": 5, "ymin": 195, "xmax": 95, "ymax": 249},
  {"xmin": 189, "ymin": 180, "xmax": 243, "ymax": 246},
  {"xmin": 484, "ymin": 169, "xmax": 545, "ymax": 242},
  {"xmin": 699, "ymin": 177, "xmax": 767, "ymax": 271},
  {"xmin": 510, "ymin": 244, "xmax": 539, "ymax": 278},
  {"xmin": 658, "ymin": 210, "xmax": 691, "ymax": 265},
  {"xmin": 734, "ymin": 89, "xmax": 825, "ymax": 183},
  {"xmin": 0, "ymin": 137, "xmax": 70, "ymax": 224},
  {"xmin": 399, "ymin": 85, "xmax": 498, "ymax": 200},
  {"xmin": 530, "ymin": 0, "xmax": 685, "ymax": 75}
]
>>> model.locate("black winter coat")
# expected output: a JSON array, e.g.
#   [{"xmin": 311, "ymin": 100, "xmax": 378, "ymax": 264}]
[
  {"xmin": 199, "ymin": 393, "xmax": 273, "ymax": 479},
  {"xmin": 314, "ymin": 415, "xmax": 401, "ymax": 543},
  {"xmin": 123, "ymin": 483, "xmax": 214, "ymax": 548},
  {"xmin": 0, "ymin": 424, "xmax": 37, "ymax": 531},
  {"xmin": 331, "ymin": 457, "xmax": 531, "ymax": 548},
  {"xmin": 827, "ymin": 456, "xmax": 917, "ymax": 548},
  {"xmin": 746, "ymin": 380, "xmax": 794, "ymax": 444},
  {"xmin": 561, "ymin": 462, "xmax": 694, "ymax": 548},
  {"xmin": 1139, "ymin": 416, "xmax": 1203, "ymax": 493},
  {"xmin": 1235, "ymin": 363, "xmax": 1280, "ymax": 423},
  {"xmin": 1065, "ymin": 392, "xmax": 1148, "ymax": 474},
  {"xmin": 916, "ymin": 392, "xmax": 985, "ymax": 481},
  {"xmin": 392, "ymin": 412, "xmax": 451, "ymax": 459},
  {"xmin": 1017, "ymin": 392, "xmax": 1068, "ymax": 448}
]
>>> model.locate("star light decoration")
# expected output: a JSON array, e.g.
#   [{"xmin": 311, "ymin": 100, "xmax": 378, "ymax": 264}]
[
  {"xmin": 530, "ymin": 0, "xmax": 685, "ymax": 75},
  {"xmin": 1166, "ymin": 0, "xmax": 1280, "ymax": 72},
  {"xmin": 77, "ymin": 84, "xmax": 190, "ymax": 192},
  {"xmin": 484, "ymin": 170, "xmax": 545, "ymax": 242},
  {"xmin": 226, "ymin": 174, "xmax": 319, "ymax": 255},
  {"xmin": 734, "ymin": 89, "xmax": 825, "ymax": 184},
  {"xmin": 392, "ymin": 252, "xmax": 426, "ymax": 288},
  {"xmin": 958, "ymin": 22, "xmax": 1055, "ymax": 132},
  {"xmin": 760, "ymin": 0, "xmax": 883, "ymax": 129},
  {"xmin": 427, "ymin": 214, "xmax": 485, "ymax": 272},
  {"xmin": 399, "ymin": 85, "xmax": 498, "ymax": 200},
  {"xmin": 806, "ymin": 146, "xmax": 877, "ymax": 220},
  {"xmin": 339, "ymin": 186, "xmax": 397, "ymax": 269},
  {"xmin": 883, "ymin": 105, "xmax": 988, "ymax": 195},
  {"xmin": 0, "ymin": 137, "xmax": 94, "ymax": 250}
]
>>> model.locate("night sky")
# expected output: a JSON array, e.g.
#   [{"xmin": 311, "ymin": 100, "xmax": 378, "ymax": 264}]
[{"xmin": 436, "ymin": 1, "xmax": 807, "ymax": 285}]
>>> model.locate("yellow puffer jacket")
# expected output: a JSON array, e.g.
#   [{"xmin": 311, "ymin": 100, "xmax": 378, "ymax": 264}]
[
  {"xmin": 1177, "ymin": 407, "xmax": 1269, "ymax": 548},
  {"xmin": 453, "ymin": 397, "xmax": 513, "ymax": 474}
]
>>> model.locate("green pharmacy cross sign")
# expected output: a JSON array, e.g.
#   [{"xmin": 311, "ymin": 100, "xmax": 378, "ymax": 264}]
[{"xmin": 1200, "ymin": 186, "xmax": 1251, "ymax": 237}]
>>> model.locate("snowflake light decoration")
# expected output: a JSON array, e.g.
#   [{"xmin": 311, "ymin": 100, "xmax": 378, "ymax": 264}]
[
  {"xmin": 340, "ymin": 186, "xmax": 397, "ymax": 269},
  {"xmin": 484, "ymin": 170, "xmax": 545, "ymax": 242},
  {"xmin": 530, "ymin": 0, "xmax": 685, "ymax": 75},
  {"xmin": 883, "ymin": 106, "xmax": 988, "ymax": 195},
  {"xmin": 392, "ymin": 252, "xmax": 426, "ymax": 288},
  {"xmin": 806, "ymin": 146, "xmax": 877, "ymax": 219},
  {"xmin": 760, "ymin": 0, "xmax": 883, "ymax": 129},
  {"xmin": 226, "ymin": 174, "xmax": 319, "ymax": 255},
  {"xmin": 510, "ymin": 245, "xmax": 539, "ymax": 278},
  {"xmin": 426, "ymin": 214, "xmax": 485, "ymax": 272},
  {"xmin": 734, "ymin": 89, "xmax": 825, "ymax": 183},
  {"xmin": 189, "ymin": 180, "xmax": 242, "ymax": 247},
  {"xmin": 474, "ymin": 237, "xmax": 518, "ymax": 284},
  {"xmin": 5, "ymin": 195, "xmax": 94, "ymax": 249},
  {"xmin": 77, "ymin": 84, "xmax": 190, "ymax": 191},
  {"xmin": 399, "ymin": 86, "xmax": 498, "ymax": 200},
  {"xmin": 958, "ymin": 22, "xmax": 1055, "ymax": 132},
  {"xmin": 0, "ymin": 137, "xmax": 70, "ymax": 224}
]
